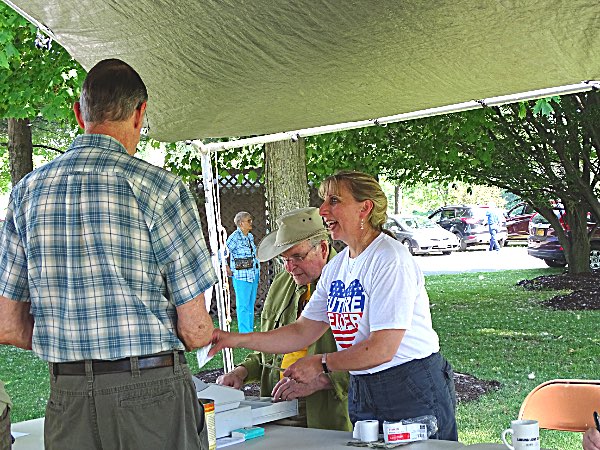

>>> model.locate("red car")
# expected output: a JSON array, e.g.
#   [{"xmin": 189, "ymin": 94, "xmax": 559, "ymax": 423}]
[
  {"xmin": 527, "ymin": 207, "xmax": 600, "ymax": 269},
  {"xmin": 505, "ymin": 202, "xmax": 536, "ymax": 243}
]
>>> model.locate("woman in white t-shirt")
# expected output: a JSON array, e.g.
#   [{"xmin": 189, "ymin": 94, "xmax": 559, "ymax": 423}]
[{"xmin": 210, "ymin": 171, "xmax": 457, "ymax": 440}]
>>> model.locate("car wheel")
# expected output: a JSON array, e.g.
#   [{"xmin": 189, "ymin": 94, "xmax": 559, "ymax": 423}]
[
  {"xmin": 454, "ymin": 233, "xmax": 467, "ymax": 252},
  {"xmin": 402, "ymin": 239, "xmax": 415, "ymax": 255},
  {"xmin": 589, "ymin": 244, "xmax": 600, "ymax": 270},
  {"xmin": 544, "ymin": 259, "xmax": 567, "ymax": 268}
]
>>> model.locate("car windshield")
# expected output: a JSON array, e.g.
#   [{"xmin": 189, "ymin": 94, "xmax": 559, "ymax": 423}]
[
  {"xmin": 531, "ymin": 208, "xmax": 563, "ymax": 225},
  {"xmin": 398, "ymin": 216, "xmax": 437, "ymax": 229}
]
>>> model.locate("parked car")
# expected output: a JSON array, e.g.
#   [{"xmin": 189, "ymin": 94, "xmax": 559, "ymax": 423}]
[
  {"xmin": 428, "ymin": 205, "xmax": 508, "ymax": 251},
  {"xmin": 504, "ymin": 202, "xmax": 536, "ymax": 243},
  {"xmin": 383, "ymin": 215, "xmax": 459, "ymax": 255},
  {"xmin": 527, "ymin": 207, "xmax": 600, "ymax": 269}
]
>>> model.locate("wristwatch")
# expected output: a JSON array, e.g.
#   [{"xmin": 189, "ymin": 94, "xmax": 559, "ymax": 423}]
[{"xmin": 321, "ymin": 353, "xmax": 330, "ymax": 374}]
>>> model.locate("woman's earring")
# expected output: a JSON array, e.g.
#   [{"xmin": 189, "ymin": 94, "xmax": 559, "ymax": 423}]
[{"xmin": 360, "ymin": 218, "xmax": 364, "ymax": 230}]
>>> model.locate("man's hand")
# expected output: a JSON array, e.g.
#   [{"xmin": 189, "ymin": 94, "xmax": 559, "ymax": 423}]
[
  {"xmin": 176, "ymin": 293, "xmax": 214, "ymax": 351},
  {"xmin": 282, "ymin": 354, "xmax": 323, "ymax": 385},
  {"xmin": 271, "ymin": 373, "xmax": 331, "ymax": 402},
  {"xmin": 208, "ymin": 329, "xmax": 244, "ymax": 357},
  {"xmin": 583, "ymin": 428, "xmax": 600, "ymax": 450},
  {"xmin": 0, "ymin": 296, "xmax": 33, "ymax": 350},
  {"xmin": 217, "ymin": 366, "xmax": 248, "ymax": 390}
]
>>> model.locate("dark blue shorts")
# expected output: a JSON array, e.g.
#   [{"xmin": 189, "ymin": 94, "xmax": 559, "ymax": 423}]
[{"xmin": 348, "ymin": 352, "xmax": 458, "ymax": 441}]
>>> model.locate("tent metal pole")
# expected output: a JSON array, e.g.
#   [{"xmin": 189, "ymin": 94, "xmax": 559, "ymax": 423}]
[
  {"xmin": 2, "ymin": 0, "xmax": 57, "ymax": 39},
  {"xmin": 193, "ymin": 81, "xmax": 600, "ymax": 153}
]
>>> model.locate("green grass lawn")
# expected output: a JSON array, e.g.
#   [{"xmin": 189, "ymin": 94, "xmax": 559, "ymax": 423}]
[{"xmin": 1, "ymin": 268, "xmax": 597, "ymax": 449}]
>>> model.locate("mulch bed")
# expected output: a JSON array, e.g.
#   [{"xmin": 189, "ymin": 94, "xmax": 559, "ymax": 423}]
[
  {"xmin": 517, "ymin": 270, "xmax": 600, "ymax": 310},
  {"xmin": 195, "ymin": 368, "xmax": 500, "ymax": 403}
]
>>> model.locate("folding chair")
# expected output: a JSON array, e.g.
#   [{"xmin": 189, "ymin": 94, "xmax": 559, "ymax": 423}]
[{"xmin": 518, "ymin": 379, "xmax": 600, "ymax": 432}]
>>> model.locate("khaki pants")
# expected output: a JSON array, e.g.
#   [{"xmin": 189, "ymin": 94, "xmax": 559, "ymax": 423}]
[
  {"xmin": 0, "ymin": 405, "xmax": 11, "ymax": 450},
  {"xmin": 45, "ymin": 354, "xmax": 207, "ymax": 450}
]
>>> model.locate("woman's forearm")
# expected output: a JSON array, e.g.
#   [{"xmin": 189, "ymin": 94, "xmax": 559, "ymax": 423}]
[
  {"xmin": 326, "ymin": 329, "xmax": 405, "ymax": 372},
  {"xmin": 211, "ymin": 317, "xmax": 328, "ymax": 356}
]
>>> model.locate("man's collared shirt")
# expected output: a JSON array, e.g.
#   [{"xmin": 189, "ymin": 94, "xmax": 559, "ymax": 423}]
[{"xmin": 0, "ymin": 134, "xmax": 217, "ymax": 362}]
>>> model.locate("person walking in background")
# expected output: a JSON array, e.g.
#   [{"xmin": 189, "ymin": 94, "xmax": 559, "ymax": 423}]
[
  {"xmin": 0, "ymin": 59, "xmax": 217, "ymax": 450},
  {"xmin": 211, "ymin": 171, "xmax": 457, "ymax": 440},
  {"xmin": 218, "ymin": 207, "xmax": 351, "ymax": 431},
  {"xmin": 226, "ymin": 212, "xmax": 260, "ymax": 333},
  {"xmin": 0, "ymin": 381, "xmax": 12, "ymax": 450},
  {"xmin": 486, "ymin": 207, "xmax": 501, "ymax": 252}
]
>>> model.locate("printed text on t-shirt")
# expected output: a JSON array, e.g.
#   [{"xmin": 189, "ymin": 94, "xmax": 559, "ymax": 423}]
[{"xmin": 327, "ymin": 279, "xmax": 365, "ymax": 348}]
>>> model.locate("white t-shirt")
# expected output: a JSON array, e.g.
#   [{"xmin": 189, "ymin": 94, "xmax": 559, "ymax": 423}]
[{"xmin": 302, "ymin": 233, "xmax": 439, "ymax": 375}]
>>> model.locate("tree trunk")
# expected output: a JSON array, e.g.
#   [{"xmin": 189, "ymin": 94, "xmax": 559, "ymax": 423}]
[
  {"xmin": 394, "ymin": 185, "xmax": 400, "ymax": 214},
  {"xmin": 563, "ymin": 201, "xmax": 591, "ymax": 274},
  {"xmin": 264, "ymin": 138, "xmax": 309, "ymax": 276},
  {"xmin": 264, "ymin": 138, "xmax": 309, "ymax": 227},
  {"xmin": 8, "ymin": 118, "xmax": 33, "ymax": 185}
]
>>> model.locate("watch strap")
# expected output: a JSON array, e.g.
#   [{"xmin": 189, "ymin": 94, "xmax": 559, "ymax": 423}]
[{"xmin": 321, "ymin": 353, "xmax": 330, "ymax": 374}]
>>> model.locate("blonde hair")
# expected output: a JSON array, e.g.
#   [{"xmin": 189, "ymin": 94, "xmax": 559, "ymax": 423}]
[{"xmin": 319, "ymin": 171, "xmax": 388, "ymax": 230}]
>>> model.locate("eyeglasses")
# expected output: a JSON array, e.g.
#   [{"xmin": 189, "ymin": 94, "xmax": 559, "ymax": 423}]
[
  {"xmin": 141, "ymin": 113, "xmax": 150, "ymax": 136},
  {"xmin": 278, "ymin": 244, "xmax": 318, "ymax": 265}
]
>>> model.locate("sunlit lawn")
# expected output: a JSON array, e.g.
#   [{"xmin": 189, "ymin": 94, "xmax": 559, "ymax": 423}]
[{"xmin": 1, "ymin": 267, "xmax": 596, "ymax": 450}]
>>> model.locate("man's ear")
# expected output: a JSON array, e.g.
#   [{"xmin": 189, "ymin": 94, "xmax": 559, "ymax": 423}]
[
  {"xmin": 134, "ymin": 101, "xmax": 147, "ymax": 130},
  {"xmin": 73, "ymin": 102, "xmax": 85, "ymax": 129}
]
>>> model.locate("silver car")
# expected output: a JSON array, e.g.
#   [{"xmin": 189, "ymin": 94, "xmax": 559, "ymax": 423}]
[{"xmin": 383, "ymin": 215, "xmax": 459, "ymax": 255}]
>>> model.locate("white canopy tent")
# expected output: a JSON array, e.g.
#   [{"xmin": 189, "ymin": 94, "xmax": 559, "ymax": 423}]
[
  {"xmin": 4, "ymin": 0, "xmax": 600, "ymax": 373},
  {"xmin": 4, "ymin": 0, "xmax": 600, "ymax": 144}
]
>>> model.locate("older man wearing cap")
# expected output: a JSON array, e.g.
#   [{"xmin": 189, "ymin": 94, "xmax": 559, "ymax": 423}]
[{"xmin": 217, "ymin": 207, "xmax": 351, "ymax": 431}]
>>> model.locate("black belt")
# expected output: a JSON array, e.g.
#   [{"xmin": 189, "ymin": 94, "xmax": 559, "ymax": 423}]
[{"xmin": 53, "ymin": 351, "xmax": 186, "ymax": 376}]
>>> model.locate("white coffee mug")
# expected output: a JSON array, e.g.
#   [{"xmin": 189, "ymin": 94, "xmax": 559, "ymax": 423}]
[
  {"xmin": 501, "ymin": 419, "xmax": 540, "ymax": 450},
  {"xmin": 353, "ymin": 420, "xmax": 379, "ymax": 442}
]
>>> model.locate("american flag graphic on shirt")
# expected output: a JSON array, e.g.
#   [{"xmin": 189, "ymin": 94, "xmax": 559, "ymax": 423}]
[{"xmin": 327, "ymin": 279, "xmax": 365, "ymax": 348}]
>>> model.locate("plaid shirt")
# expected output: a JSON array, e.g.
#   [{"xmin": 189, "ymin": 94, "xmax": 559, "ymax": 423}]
[
  {"xmin": 0, "ymin": 134, "xmax": 217, "ymax": 362},
  {"xmin": 226, "ymin": 228, "xmax": 259, "ymax": 283}
]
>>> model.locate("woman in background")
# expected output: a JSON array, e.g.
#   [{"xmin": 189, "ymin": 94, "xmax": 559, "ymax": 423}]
[{"xmin": 226, "ymin": 211, "xmax": 260, "ymax": 333}]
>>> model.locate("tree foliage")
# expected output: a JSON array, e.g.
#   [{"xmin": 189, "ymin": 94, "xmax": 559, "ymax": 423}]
[
  {"xmin": 307, "ymin": 93, "xmax": 600, "ymax": 273},
  {"xmin": 0, "ymin": 5, "xmax": 84, "ymax": 122},
  {"xmin": 0, "ymin": 4, "xmax": 84, "ymax": 189}
]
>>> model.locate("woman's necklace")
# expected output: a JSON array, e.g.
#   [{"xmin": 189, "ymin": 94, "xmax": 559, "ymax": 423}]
[
  {"xmin": 347, "ymin": 229, "xmax": 380, "ymax": 274},
  {"xmin": 347, "ymin": 254, "xmax": 358, "ymax": 274}
]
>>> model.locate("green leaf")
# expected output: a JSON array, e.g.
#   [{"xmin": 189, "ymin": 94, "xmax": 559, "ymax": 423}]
[{"xmin": 0, "ymin": 51, "xmax": 9, "ymax": 69}]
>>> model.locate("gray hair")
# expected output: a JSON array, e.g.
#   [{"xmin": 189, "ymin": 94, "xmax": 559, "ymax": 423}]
[
  {"xmin": 308, "ymin": 233, "xmax": 330, "ymax": 248},
  {"xmin": 234, "ymin": 211, "xmax": 252, "ymax": 227},
  {"xmin": 79, "ymin": 59, "xmax": 148, "ymax": 124}
]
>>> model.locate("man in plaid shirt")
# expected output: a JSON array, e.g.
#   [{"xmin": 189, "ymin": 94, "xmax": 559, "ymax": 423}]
[{"xmin": 0, "ymin": 59, "xmax": 217, "ymax": 449}]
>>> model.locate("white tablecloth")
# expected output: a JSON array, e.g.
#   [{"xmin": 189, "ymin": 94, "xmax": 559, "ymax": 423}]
[{"xmin": 12, "ymin": 418, "xmax": 522, "ymax": 450}]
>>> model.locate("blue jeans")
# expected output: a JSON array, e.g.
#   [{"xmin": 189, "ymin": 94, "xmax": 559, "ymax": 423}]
[
  {"xmin": 232, "ymin": 276, "xmax": 258, "ymax": 333},
  {"xmin": 348, "ymin": 352, "xmax": 458, "ymax": 441},
  {"xmin": 489, "ymin": 227, "xmax": 501, "ymax": 251}
]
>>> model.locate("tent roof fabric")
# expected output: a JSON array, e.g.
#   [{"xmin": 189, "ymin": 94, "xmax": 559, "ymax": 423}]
[{"xmin": 7, "ymin": 0, "xmax": 600, "ymax": 142}]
